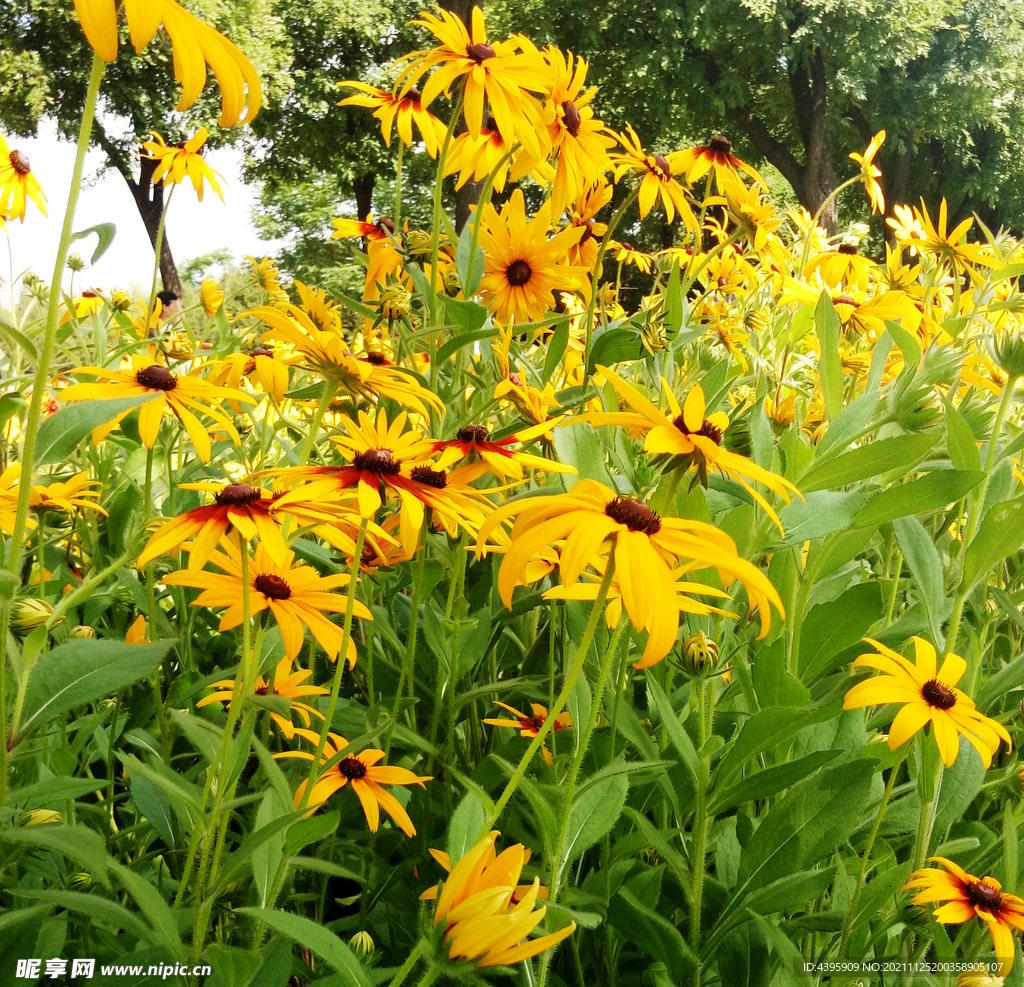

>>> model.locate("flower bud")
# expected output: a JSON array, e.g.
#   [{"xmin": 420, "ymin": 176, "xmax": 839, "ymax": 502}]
[
  {"xmin": 162, "ymin": 330, "xmax": 195, "ymax": 361},
  {"xmin": 442, "ymin": 268, "xmax": 462, "ymax": 296},
  {"xmin": 112, "ymin": 289, "xmax": 133, "ymax": 311},
  {"xmin": 682, "ymin": 631, "xmax": 719, "ymax": 670},
  {"xmin": 67, "ymin": 253, "xmax": 86, "ymax": 272},
  {"xmin": 70, "ymin": 625, "xmax": 96, "ymax": 639},
  {"xmin": 379, "ymin": 285, "xmax": 412, "ymax": 320},
  {"xmin": 403, "ymin": 229, "xmax": 435, "ymax": 258},
  {"xmin": 70, "ymin": 872, "xmax": 92, "ymax": 890},
  {"xmin": 12, "ymin": 598, "xmax": 56, "ymax": 635},
  {"xmin": 23, "ymin": 809, "xmax": 62, "ymax": 826},
  {"xmin": 993, "ymin": 332, "xmax": 1024, "ymax": 382},
  {"xmin": 350, "ymin": 931, "xmax": 375, "ymax": 956}
]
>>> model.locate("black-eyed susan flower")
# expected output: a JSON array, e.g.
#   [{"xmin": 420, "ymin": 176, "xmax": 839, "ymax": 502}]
[
  {"xmin": 59, "ymin": 356, "xmax": 253, "ymax": 463},
  {"xmin": 397, "ymin": 6, "xmax": 551, "ymax": 160},
  {"xmin": 434, "ymin": 422, "xmax": 575, "ymax": 480},
  {"xmin": 477, "ymin": 189, "xmax": 587, "ymax": 325},
  {"xmin": 338, "ymin": 82, "xmax": 447, "ymax": 158},
  {"xmin": 609, "ymin": 124, "xmax": 696, "ymax": 230},
  {"xmin": 143, "ymin": 129, "xmax": 225, "ymax": 202},
  {"xmin": 566, "ymin": 183, "xmax": 611, "ymax": 268},
  {"xmin": 211, "ymin": 348, "xmax": 295, "ymax": 407},
  {"xmin": 0, "ymin": 135, "xmax": 47, "ymax": 222},
  {"xmin": 843, "ymin": 637, "xmax": 1011, "ymax": 768},
  {"xmin": 274, "ymin": 727, "xmax": 430, "ymax": 830},
  {"xmin": 610, "ymin": 241, "xmax": 653, "ymax": 274},
  {"xmin": 673, "ymin": 135, "xmax": 766, "ymax": 192},
  {"xmin": 477, "ymin": 479, "xmax": 783, "ymax": 654},
  {"xmin": 72, "ymin": 0, "xmax": 261, "ymax": 126},
  {"xmin": 580, "ymin": 368, "xmax": 799, "ymax": 531},
  {"xmin": 443, "ymin": 115, "xmax": 548, "ymax": 194},
  {"xmin": 483, "ymin": 701, "xmax": 572, "ymax": 765},
  {"xmin": 803, "ymin": 242, "xmax": 874, "ymax": 291},
  {"xmin": 849, "ymin": 129, "xmax": 886, "ymax": 215},
  {"xmin": 29, "ymin": 471, "xmax": 107, "ymax": 517},
  {"xmin": 201, "ymin": 276, "xmax": 224, "ymax": 316},
  {"xmin": 198, "ymin": 656, "xmax": 329, "ymax": 738},
  {"xmin": 425, "ymin": 832, "xmax": 575, "ymax": 967},
  {"xmin": 893, "ymin": 199, "xmax": 1001, "ymax": 282},
  {"xmin": 163, "ymin": 541, "xmax": 372, "ymax": 665},
  {"xmin": 905, "ymin": 857, "xmax": 1024, "ymax": 974},
  {"xmin": 720, "ymin": 177, "xmax": 784, "ymax": 257},
  {"xmin": 420, "ymin": 832, "xmax": 549, "ymax": 904},
  {"xmin": 59, "ymin": 292, "xmax": 105, "ymax": 326},
  {"xmin": 137, "ymin": 481, "xmax": 348, "ymax": 570},
  {"xmin": 245, "ymin": 255, "xmax": 289, "ymax": 301}
]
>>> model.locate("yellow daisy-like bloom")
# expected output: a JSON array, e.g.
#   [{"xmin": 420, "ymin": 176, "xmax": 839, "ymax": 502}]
[
  {"xmin": 29, "ymin": 471, "xmax": 107, "ymax": 517},
  {"xmin": 673, "ymin": 135, "xmax": 766, "ymax": 192},
  {"xmin": 610, "ymin": 241, "xmax": 653, "ymax": 274},
  {"xmin": 274, "ymin": 728, "xmax": 431, "ymax": 830},
  {"xmin": 338, "ymin": 82, "xmax": 447, "ymax": 158},
  {"xmin": 720, "ymin": 177, "xmax": 784, "ymax": 257},
  {"xmin": 250, "ymin": 303, "xmax": 443, "ymax": 417},
  {"xmin": 420, "ymin": 837, "xmax": 548, "ymax": 905},
  {"xmin": 849, "ymin": 129, "xmax": 886, "ymax": 215},
  {"xmin": 211, "ymin": 347, "xmax": 295, "ymax": 407},
  {"xmin": 566, "ymin": 183, "xmax": 611, "ymax": 268},
  {"xmin": 843, "ymin": 637, "xmax": 1012, "ymax": 768},
  {"xmin": 0, "ymin": 465, "xmax": 32, "ymax": 535},
  {"xmin": 198, "ymin": 656, "xmax": 329, "ymax": 738},
  {"xmin": 59, "ymin": 356, "xmax": 253, "ymax": 462},
  {"xmin": 483, "ymin": 701, "xmax": 572, "ymax": 766},
  {"xmin": 433, "ymin": 421, "xmax": 574, "ymax": 481},
  {"xmin": 59, "ymin": 292, "xmax": 105, "ymax": 326},
  {"xmin": 540, "ymin": 48, "xmax": 615, "ymax": 216},
  {"xmin": 125, "ymin": 614, "xmax": 149, "ymax": 645},
  {"xmin": 164, "ymin": 541, "xmax": 372, "ymax": 666},
  {"xmin": 397, "ymin": 6, "xmax": 551, "ymax": 160},
  {"xmin": 478, "ymin": 479, "xmax": 784, "ymax": 656},
  {"xmin": 609, "ymin": 124, "xmax": 696, "ymax": 230},
  {"xmin": 0, "ymin": 135, "xmax": 47, "ymax": 222},
  {"xmin": 143, "ymin": 129, "xmax": 225, "ymax": 202},
  {"xmin": 72, "ymin": 0, "xmax": 261, "ymax": 126},
  {"xmin": 803, "ymin": 243, "xmax": 875, "ymax": 291},
  {"xmin": 581, "ymin": 368, "xmax": 799, "ymax": 532},
  {"xmin": 891, "ymin": 199, "xmax": 1001, "ymax": 282},
  {"xmin": 905, "ymin": 857, "xmax": 1024, "ymax": 975},
  {"xmin": 246, "ymin": 255, "xmax": 289, "ymax": 301},
  {"xmin": 200, "ymin": 276, "xmax": 224, "ymax": 316},
  {"xmin": 477, "ymin": 189, "xmax": 587, "ymax": 325},
  {"xmin": 424, "ymin": 832, "xmax": 575, "ymax": 967},
  {"xmin": 443, "ymin": 115, "xmax": 547, "ymax": 194}
]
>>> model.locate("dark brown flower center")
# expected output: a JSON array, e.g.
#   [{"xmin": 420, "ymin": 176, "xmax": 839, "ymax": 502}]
[
  {"xmin": 136, "ymin": 365, "xmax": 178, "ymax": 391},
  {"xmin": 579, "ymin": 218, "xmax": 595, "ymax": 244},
  {"xmin": 353, "ymin": 448, "xmax": 402, "ymax": 475},
  {"xmin": 605, "ymin": 497, "xmax": 662, "ymax": 534},
  {"xmin": 411, "ymin": 466, "xmax": 447, "ymax": 488},
  {"xmin": 484, "ymin": 113, "xmax": 499, "ymax": 133},
  {"xmin": 508, "ymin": 371, "xmax": 524, "ymax": 387},
  {"xmin": 518, "ymin": 714, "xmax": 567, "ymax": 734},
  {"xmin": 620, "ymin": 242, "xmax": 634, "ymax": 252},
  {"xmin": 9, "ymin": 149, "xmax": 31, "ymax": 175},
  {"xmin": 338, "ymin": 756, "xmax": 367, "ymax": 780},
  {"xmin": 457, "ymin": 424, "xmax": 490, "ymax": 443},
  {"xmin": 561, "ymin": 101, "xmax": 582, "ymax": 137},
  {"xmin": 709, "ymin": 136, "xmax": 732, "ymax": 154},
  {"xmin": 964, "ymin": 880, "xmax": 1002, "ymax": 912},
  {"xmin": 673, "ymin": 414, "xmax": 723, "ymax": 445},
  {"xmin": 254, "ymin": 684, "xmax": 269, "ymax": 696},
  {"xmin": 215, "ymin": 483, "xmax": 262, "ymax": 506},
  {"xmin": 838, "ymin": 243, "xmax": 858, "ymax": 255},
  {"xmin": 921, "ymin": 679, "xmax": 957, "ymax": 710},
  {"xmin": 507, "ymin": 259, "xmax": 532, "ymax": 286},
  {"xmin": 835, "ymin": 294, "xmax": 858, "ymax": 307},
  {"xmin": 255, "ymin": 573, "xmax": 291, "ymax": 600},
  {"xmin": 405, "ymin": 87, "xmax": 422, "ymax": 103},
  {"xmin": 653, "ymin": 154, "xmax": 672, "ymax": 178},
  {"xmin": 360, "ymin": 351, "xmax": 390, "ymax": 365},
  {"xmin": 250, "ymin": 347, "xmax": 272, "ymax": 358},
  {"xmin": 82, "ymin": 290, "xmax": 99, "ymax": 298},
  {"xmin": 375, "ymin": 217, "xmax": 395, "ymax": 234},
  {"xmin": 467, "ymin": 42, "xmax": 496, "ymax": 62}
]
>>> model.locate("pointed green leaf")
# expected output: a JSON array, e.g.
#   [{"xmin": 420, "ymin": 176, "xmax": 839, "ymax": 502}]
[
  {"xmin": 814, "ymin": 292, "xmax": 843, "ymax": 421},
  {"xmin": 35, "ymin": 394, "xmax": 159, "ymax": 466},
  {"xmin": 853, "ymin": 470, "xmax": 985, "ymax": 527}
]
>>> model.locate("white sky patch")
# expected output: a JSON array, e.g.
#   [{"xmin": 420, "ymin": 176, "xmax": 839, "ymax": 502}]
[{"xmin": 1, "ymin": 118, "xmax": 282, "ymax": 293}]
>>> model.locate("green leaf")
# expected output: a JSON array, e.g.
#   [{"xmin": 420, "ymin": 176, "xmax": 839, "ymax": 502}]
[
  {"xmin": 933, "ymin": 737, "xmax": 987, "ymax": 840},
  {"xmin": 799, "ymin": 582, "xmax": 883, "ymax": 684},
  {"xmin": 447, "ymin": 790, "xmax": 488, "ymax": 864},
  {"xmin": 553, "ymin": 421, "xmax": 608, "ymax": 486},
  {"xmin": 946, "ymin": 403, "xmax": 982, "ymax": 472},
  {"xmin": 709, "ymin": 750, "xmax": 841, "ymax": 815},
  {"xmin": 10, "ymin": 776, "xmax": 108, "ymax": 810},
  {"xmin": 977, "ymin": 648, "xmax": 1024, "ymax": 713},
  {"xmin": 892, "ymin": 516, "xmax": 945, "ymax": 646},
  {"xmin": 455, "ymin": 222, "xmax": 486, "ymax": 295},
  {"xmin": 743, "ymin": 868, "xmax": 837, "ymax": 917},
  {"xmin": 960, "ymin": 496, "xmax": 1024, "ymax": 593},
  {"xmin": 18, "ymin": 889, "xmax": 154, "ymax": 944},
  {"xmin": 646, "ymin": 678, "xmax": 699, "ymax": 792},
  {"xmin": 884, "ymin": 320, "xmax": 921, "ymax": 379},
  {"xmin": 586, "ymin": 328, "xmax": 643, "ymax": 373},
  {"xmin": 433, "ymin": 327, "xmax": 499, "ymax": 365},
  {"xmin": 816, "ymin": 391, "xmax": 879, "ymax": 457},
  {"xmin": 235, "ymin": 908, "xmax": 369, "ymax": 986},
  {"xmin": 252, "ymin": 791, "xmax": 288, "ymax": 909},
  {"xmin": 34, "ymin": 394, "xmax": 159, "ymax": 466},
  {"xmin": 607, "ymin": 886, "xmax": 698, "ymax": 982},
  {"xmin": 814, "ymin": 292, "xmax": 843, "ymax": 421},
  {"xmin": 130, "ymin": 775, "xmax": 176, "ymax": 848},
  {"xmin": 542, "ymin": 319, "xmax": 570, "ymax": 385},
  {"xmin": 284, "ymin": 811, "xmax": 340, "ymax": 856},
  {"xmin": 70, "ymin": 222, "xmax": 117, "ymax": 264},
  {"xmin": 777, "ymin": 490, "xmax": 872, "ymax": 546},
  {"xmin": 853, "ymin": 470, "xmax": 985, "ymax": 527},
  {"xmin": 109, "ymin": 859, "xmax": 184, "ymax": 959},
  {"xmin": 0, "ymin": 825, "xmax": 110, "ymax": 887},
  {"xmin": 664, "ymin": 261, "xmax": 683, "ymax": 336},
  {"xmin": 798, "ymin": 433, "xmax": 938, "ymax": 492},
  {"xmin": 561, "ymin": 773, "xmax": 628, "ymax": 872},
  {"xmin": 17, "ymin": 639, "xmax": 176, "ymax": 741},
  {"xmin": 439, "ymin": 295, "xmax": 487, "ymax": 336},
  {"xmin": 0, "ymin": 392, "xmax": 26, "ymax": 431}
]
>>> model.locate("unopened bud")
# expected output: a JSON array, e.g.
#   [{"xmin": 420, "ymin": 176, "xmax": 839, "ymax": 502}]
[
  {"xmin": 67, "ymin": 253, "xmax": 86, "ymax": 272},
  {"xmin": 442, "ymin": 268, "xmax": 462, "ymax": 296},
  {"xmin": 993, "ymin": 331, "xmax": 1024, "ymax": 382},
  {"xmin": 683, "ymin": 631, "xmax": 719, "ymax": 670},
  {"xmin": 403, "ymin": 229, "xmax": 434, "ymax": 259},
  {"xmin": 23, "ymin": 809, "xmax": 62, "ymax": 826},
  {"xmin": 12, "ymin": 598, "xmax": 56, "ymax": 635},
  {"xmin": 162, "ymin": 330, "xmax": 194, "ymax": 361},
  {"xmin": 112, "ymin": 289, "xmax": 133, "ymax": 311},
  {"xmin": 379, "ymin": 284, "xmax": 412, "ymax": 320},
  {"xmin": 70, "ymin": 625, "xmax": 96, "ymax": 639},
  {"xmin": 350, "ymin": 931, "xmax": 375, "ymax": 956},
  {"xmin": 70, "ymin": 872, "xmax": 92, "ymax": 890}
]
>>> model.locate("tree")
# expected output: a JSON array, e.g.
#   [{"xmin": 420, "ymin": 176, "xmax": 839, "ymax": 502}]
[{"xmin": 0, "ymin": 0, "xmax": 289, "ymax": 295}]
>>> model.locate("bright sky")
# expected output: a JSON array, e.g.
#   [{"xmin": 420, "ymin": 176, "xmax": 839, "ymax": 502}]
[{"xmin": 2, "ymin": 118, "xmax": 282, "ymax": 294}]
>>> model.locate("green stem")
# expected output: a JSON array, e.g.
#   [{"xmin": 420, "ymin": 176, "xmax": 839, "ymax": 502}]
[
  {"xmin": 883, "ymin": 550, "xmax": 902, "ymax": 626},
  {"xmin": 394, "ymin": 139, "xmax": 405, "ymax": 234},
  {"xmin": 911, "ymin": 740, "xmax": 944, "ymax": 873},
  {"xmin": 294, "ymin": 380, "xmax": 337, "ymax": 469},
  {"xmin": 428, "ymin": 93, "xmax": 465, "ymax": 328},
  {"xmin": 839, "ymin": 748, "xmax": 907, "ymax": 957},
  {"xmin": 0, "ymin": 54, "xmax": 106, "ymax": 806},
  {"xmin": 690, "ymin": 676, "xmax": 717, "ymax": 986},
  {"xmin": 386, "ymin": 940, "xmax": 426, "ymax": 987},
  {"xmin": 479, "ymin": 558, "xmax": 616, "ymax": 837}
]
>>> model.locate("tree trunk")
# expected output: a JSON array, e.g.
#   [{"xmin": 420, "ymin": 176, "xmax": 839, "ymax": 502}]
[
  {"xmin": 128, "ymin": 154, "xmax": 183, "ymax": 299},
  {"xmin": 353, "ymin": 171, "xmax": 376, "ymax": 224}
]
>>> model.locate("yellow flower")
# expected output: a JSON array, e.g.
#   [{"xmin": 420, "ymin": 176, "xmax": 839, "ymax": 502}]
[
  {"xmin": 125, "ymin": 614, "xmax": 149, "ymax": 645},
  {"xmin": 72, "ymin": 0, "xmax": 261, "ymax": 126},
  {"xmin": 905, "ymin": 857, "xmax": 1024, "ymax": 976},
  {"xmin": 29, "ymin": 471, "xmax": 107, "ymax": 517},
  {"xmin": 59, "ymin": 355, "xmax": 254, "ymax": 463},
  {"xmin": 720, "ymin": 177, "xmax": 784, "ymax": 255},
  {"xmin": 673, "ymin": 135, "xmax": 766, "ymax": 192},
  {"xmin": 59, "ymin": 293, "xmax": 105, "ymax": 326},
  {"xmin": 274, "ymin": 728, "xmax": 430, "ymax": 830},
  {"xmin": 477, "ymin": 189, "xmax": 587, "ymax": 325},
  {"xmin": 609, "ymin": 124, "xmax": 696, "ymax": 229},
  {"xmin": 889, "ymin": 199, "xmax": 1001, "ymax": 282},
  {"xmin": 246, "ymin": 256, "xmax": 289, "ymax": 301},
  {"xmin": 433, "ymin": 421, "xmax": 575, "ymax": 480},
  {"xmin": 426, "ymin": 832, "xmax": 575, "ymax": 967},
  {"xmin": 610, "ymin": 241, "xmax": 653, "ymax": 274},
  {"xmin": 201, "ymin": 277, "xmax": 224, "ymax": 316},
  {"xmin": 338, "ymin": 82, "xmax": 447, "ymax": 158},
  {"xmin": 443, "ymin": 117, "xmax": 547, "ymax": 194},
  {"xmin": 397, "ymin": 6, "xmax": 551, "ymax": 160},
  {"xmin": 849, "ymin": 129, "xmax": 886, "ymax": 215},
  {"xmin": 143, "ymin": 129, "xmax": 225, "ymax": 202},
  {"xmin": 483, "ymin": 701, "xmax": 572, "ymax": 765},
  {"xmin": 843, "ymin": 637, "xmax": 1011, "ymax": 768},
  {"xmin": 0, "ymin": 134, "xmax": 47, "ymax": 222},
  {"xmin": 164, "ymin": 541, "xmax": 372, "ymax": 665}
]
